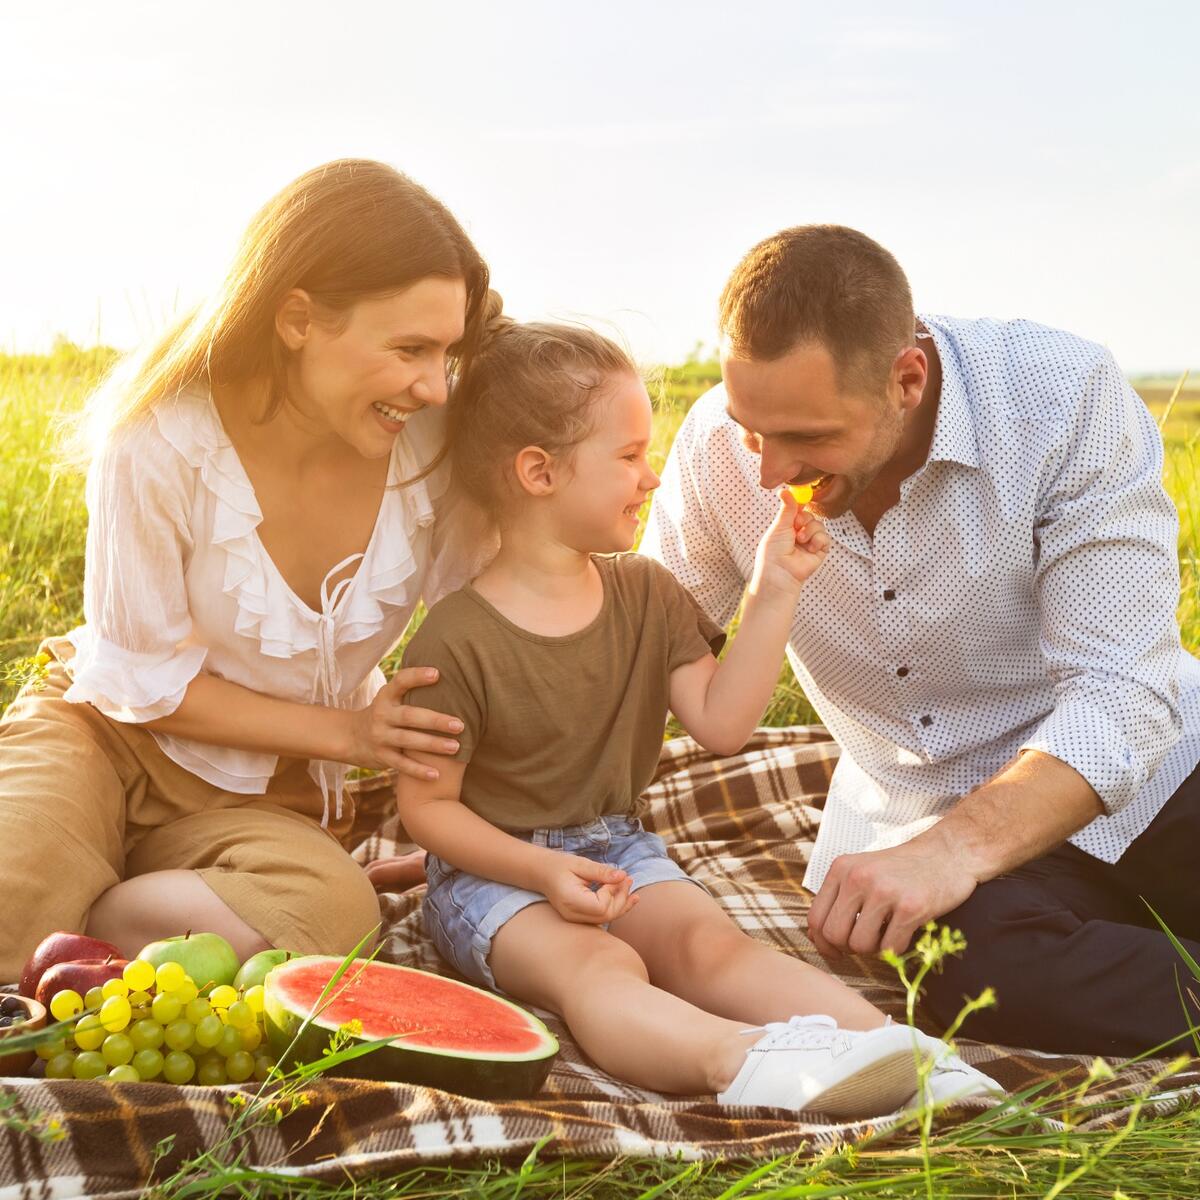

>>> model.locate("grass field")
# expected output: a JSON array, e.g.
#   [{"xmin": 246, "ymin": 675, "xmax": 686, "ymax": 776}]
[{"xmin": 1, "ymin": 343, "xmax": 1198, "ymax": 1197}]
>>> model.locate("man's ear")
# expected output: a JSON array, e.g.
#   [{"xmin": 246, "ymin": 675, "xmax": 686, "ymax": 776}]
[
  {"xmin": 892, "ymin": 345, "xmax": 928, "ymax": 412},
  {"xmin": 275, "ymin": 288, "xmax": 316, "ymax": 351},
  {"xmin": 512, "ymin": 445, "xmax": 558, "ymax": 497}
]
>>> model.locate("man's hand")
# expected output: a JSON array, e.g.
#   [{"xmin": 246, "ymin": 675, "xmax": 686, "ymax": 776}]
[
  {"xmin": 539, "ymin": 855, "xmax": 640, "ymax": 925},
  {"xmin": 806, "ymin": 838, "xmax": 980, "ymax": 957}
]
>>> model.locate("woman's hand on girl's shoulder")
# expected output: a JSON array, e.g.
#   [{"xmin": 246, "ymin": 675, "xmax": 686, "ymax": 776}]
[
  {"xmin": 346, "ymin": 666, "xmax": 466, "ymax": 778},
  {"xmin": 539, "ymin": 854, "xmax": 640, "ymax": 924}
]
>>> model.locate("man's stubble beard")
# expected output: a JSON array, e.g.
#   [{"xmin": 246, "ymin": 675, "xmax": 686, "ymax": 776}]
[{"xmin": 811, "ymin": 400, "xmax": 906, "ymax": 520}]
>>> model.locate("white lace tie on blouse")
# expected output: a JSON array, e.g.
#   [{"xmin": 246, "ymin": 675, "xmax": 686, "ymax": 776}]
[
  {"xmin": 63, "ymin": 386, "xmax": 453, "ymax": 826},
  {"xmin": 311, "ymin": 552, "xmax": 364, "ymax": 827}
]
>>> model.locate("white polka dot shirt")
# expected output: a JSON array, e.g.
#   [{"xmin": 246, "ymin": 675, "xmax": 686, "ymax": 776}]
[{"xmin": 642, "ymin": 316, "xmax": 1200, "ymax": 891}]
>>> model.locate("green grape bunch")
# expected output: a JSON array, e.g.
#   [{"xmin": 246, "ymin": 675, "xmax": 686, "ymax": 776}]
[{"xmin": 42, "ymin": 957, "xmax": 275, "ymax": 1085}]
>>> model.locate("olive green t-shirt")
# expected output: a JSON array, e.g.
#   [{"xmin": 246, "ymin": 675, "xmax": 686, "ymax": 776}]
[{"xmin": 401, "ymin": 553, "xmax": 726, "ymax": 831}]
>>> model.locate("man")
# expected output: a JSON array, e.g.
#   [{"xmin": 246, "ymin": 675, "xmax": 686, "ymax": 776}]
[{"xmin": 642, "ymin": 225, "xmax": 1200, "ymax": 1057}]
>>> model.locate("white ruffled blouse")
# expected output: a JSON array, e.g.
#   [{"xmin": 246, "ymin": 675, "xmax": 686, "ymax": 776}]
[{"xmin": 64, "ymin": 385, "xmax": 453, "ymax": 825}]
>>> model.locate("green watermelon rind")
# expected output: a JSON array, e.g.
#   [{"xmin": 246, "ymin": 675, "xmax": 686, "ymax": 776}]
[{"xmin": 263, "ymin": 956, "xmax": 559, "ymax": 1100}]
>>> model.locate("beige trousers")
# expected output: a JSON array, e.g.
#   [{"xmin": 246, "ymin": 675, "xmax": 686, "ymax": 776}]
[{"xmin": 0, "ymin": 639, "xmax": 383, "ymax": 982}]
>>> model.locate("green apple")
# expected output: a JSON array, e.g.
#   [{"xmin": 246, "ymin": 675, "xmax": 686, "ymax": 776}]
[
  {"xmin": 136, "ymin": 931, "xmax": 240, "ymax": 993},
  {"xmin": 233, "ymin": 948, "xmax": 295, "ymax": 990}
]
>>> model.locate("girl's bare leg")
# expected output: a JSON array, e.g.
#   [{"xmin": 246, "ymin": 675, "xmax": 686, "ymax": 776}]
[
  {"xmin": 610, "ymin": 881, "xmax": 887, "ymax": 1031},
  {"xmin": 85, "ymin": 869, "xmax": 272, "ymax": 960},
  {"xmin": 488, "ymin": 902, "xmax": 755, "ymax": 1094}
]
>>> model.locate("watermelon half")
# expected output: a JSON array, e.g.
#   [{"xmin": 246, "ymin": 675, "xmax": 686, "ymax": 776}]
[{"xmin": 263, "ymin": 956, "xmax": 559, "ymax": 1099}]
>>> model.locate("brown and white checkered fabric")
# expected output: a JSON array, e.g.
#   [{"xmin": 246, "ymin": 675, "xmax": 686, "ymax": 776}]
[{"xmin": 3, "ymin": 728, "xmax": 1196, "ymax": 1198}]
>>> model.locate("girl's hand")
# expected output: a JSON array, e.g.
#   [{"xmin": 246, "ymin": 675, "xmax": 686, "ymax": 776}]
[
  {"xmin": 347, "ymin": 666, "xmax": 465, "ymax": 778},
  {"xmin": 539, "ymin": 855, "xmax": 641, "ymax": 924},
  {"xmin": 364, "ymin": 849, "xmax": 428, "ymax": 893},
  {"xmin": 750, "ymin": 490, "xmax": 831, "ymax": 598}
]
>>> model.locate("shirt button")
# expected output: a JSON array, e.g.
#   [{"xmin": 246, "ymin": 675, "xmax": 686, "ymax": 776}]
[
  {"xmin": 883, "ymin": 589, "xmax": 896, "ymax": 601},
  {"xmin": 896, "ymin": 667, "xmax": 909, "ymax": 678},
  {"xmin": 920, "ymin": 714, "xmax": 933, "ymax": 727}
]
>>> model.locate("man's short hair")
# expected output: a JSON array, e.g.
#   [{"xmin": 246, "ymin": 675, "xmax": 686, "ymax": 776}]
[{"xmin": 718, "ymin": 225, "xmax": 916, "ymax": 393}]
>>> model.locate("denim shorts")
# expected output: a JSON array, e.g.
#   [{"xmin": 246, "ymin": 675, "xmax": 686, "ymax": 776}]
[{"xmin": 422, "ymin": 814, "xmax": 707, "ymax": 990}]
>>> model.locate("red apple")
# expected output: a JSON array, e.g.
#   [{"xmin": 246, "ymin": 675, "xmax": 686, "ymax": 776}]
[
  {"xmin": 20, "ymin": 932, "xmax": 123, "ymax": 999},
  {"xmin": 34, "ymin": 958, "xmax": 129, "ymax": 1008}
]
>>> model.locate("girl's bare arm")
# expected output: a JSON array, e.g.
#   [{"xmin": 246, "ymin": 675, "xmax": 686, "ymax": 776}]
[{"xmin": 668, "ymin": 492, "xmax": 828, "ymax": 756}]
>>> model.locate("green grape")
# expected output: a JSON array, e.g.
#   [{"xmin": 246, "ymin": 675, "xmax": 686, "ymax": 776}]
[
  {"xmin": 252, "ymin": 1054, "xmax": 275, "ymax": 1082},
  {"xmin": 108, "ymin": 1064, "xmax": 140, "ymax": 1083},
  {"xmin": 224, "ymin": 1001, "xmax": 255, "ymax": 1030},
  {"xmin": 50, "ymin": 989, "xmax": 84, "ymax": 1021},
  {"xmin": 238, "ymin": 1025, "xmax": 262, "ymax": 1054},
  {"xmin": 36, "ymin": 1037, "xmax": 69, "ymax": 1061},
  {"xmin": 194, "ymin": 1014, "xmax": 223, "ymax": 1049},
  {"xmin": 100, "ymin": 977, "xmax": 129, "ymax": 1001},
  {"xmin": 73, "ymin": 1050, "xmax": 108, "ymax": 1080},
  {"xmin": 123, "ymin": 959, "xmax": 156, "ymax": 991},
  {"xmin": 155, "ymin": 961, "xmax": 186, "ymax": 993},
  {"xmin": 162, "ymin": 1051, "xmax": 196, "ymax": 1084},
  {"xmin": 224, "ymin": 1050, "xmax": 254, "ymax": 1082},
  {"xmin": 84, "ymin": 985, "xmax": 106, "ymax": 1010},
  {"xmin": 129, "ymin": 1019, "xmax": 166, "ymax": 1051},
  {"xmin": 99, "ymin": 995, "xmax": 132, "ymax": 1033},
  {"xmin": 73, "ymin": 1014, "xmax": 106, "ymax": 1051},
  {"xmin": 215, "ymin": 1025, "xmax": 241, "ymax": 1058},
  {"xmin": 242, "ymin": 985, "xmax": 265, "ymax": 1015},
  {"xmin": 151, "ymin": 992, "xmax": 183, "ymax": 1025},
  {"xmin": 100, "ymin": 1033, "xmax": 134, "ymax": 1067},
  {"xmin": 163, "ymin": 1020, "xmax": 195, "ymax": 1052},
  {"xmin": 208, "ymin": 984, "xmax": 238, "ymax": 1009},
  {"xmin": 46, "ymin": 1051, "xmax": 77, "ymax": 1079},
  {"xmin": 131, "ymin": 1048, "xmax": 164, "ymax": 1081},
  {"xmin": 196, "ymin": 1057, "xmax": 227, "ymax": 1086},
  {"xmin": 184, "ymin": 999, "xmax": 212, "ymax": 1026},
  {"xmin": 171, "ymin": 979, "xmax": 199, "ymax": 1005}
]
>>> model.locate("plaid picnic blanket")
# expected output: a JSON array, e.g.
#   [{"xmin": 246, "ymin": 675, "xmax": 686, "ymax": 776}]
[{"xmin": 2, "ymin": 727, "xmax": 1197, "ymax": 1198}]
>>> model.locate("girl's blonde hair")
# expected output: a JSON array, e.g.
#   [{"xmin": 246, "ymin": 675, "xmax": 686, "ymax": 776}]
[
  {"xmin": 449, "ymin": 294, "xmax": 637, "ymax": 515},
  {"xmin": 66, "ymin": 159, "xmax": 489, "ymax": 465}
]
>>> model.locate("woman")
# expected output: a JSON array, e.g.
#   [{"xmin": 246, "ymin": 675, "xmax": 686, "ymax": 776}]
[{"xmin": 0, "ymin": 159, "xmax": 483, "ymax": 980}]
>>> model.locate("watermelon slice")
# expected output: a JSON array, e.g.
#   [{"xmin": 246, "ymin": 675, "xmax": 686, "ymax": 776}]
[{"xmin": 263, "ymin": 956, "xmax": 559, "ymax": 1099}]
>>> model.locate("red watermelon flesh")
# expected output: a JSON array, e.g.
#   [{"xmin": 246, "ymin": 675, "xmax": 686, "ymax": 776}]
[
  {"xmin": 277, "ymin": 957, "xmax": 545, "ymax": 1055},
  {"xmin": 264, "ymin": 957, "xmax": 559, "ymax": 1098}
]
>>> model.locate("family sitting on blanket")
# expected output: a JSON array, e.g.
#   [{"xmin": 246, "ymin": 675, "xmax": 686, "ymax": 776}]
[
  {"xmin": 361, "ymin": 305, "xmax": 1001, "ymax": 1115},
  {"xmin": 3, "ymin": 159, "xmax": 1197, "ymax": 1104}
]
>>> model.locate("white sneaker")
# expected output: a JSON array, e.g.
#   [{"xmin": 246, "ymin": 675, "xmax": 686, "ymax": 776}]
[
  {"xmin": 906, "ymin": 1031, "xmax": 1005, "ymax": 1109},
  {"xmin": 716, "ymin": 1014, "xmax": 922, "ymax": 1120}
]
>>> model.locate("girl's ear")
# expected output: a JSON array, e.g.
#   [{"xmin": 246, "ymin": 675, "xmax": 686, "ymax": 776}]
[
  {"xmin": 512, "ymin": 445, "xmax": 558, "ymax": 497},
  {"xmin": 275, "ymin": 288, "xmax": 315, "ymax": 351}
]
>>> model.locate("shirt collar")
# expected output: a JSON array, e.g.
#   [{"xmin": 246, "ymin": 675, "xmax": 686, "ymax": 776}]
[{"xmin": 919, "ymin": 316, "xmax": 980, "ymax": 470}]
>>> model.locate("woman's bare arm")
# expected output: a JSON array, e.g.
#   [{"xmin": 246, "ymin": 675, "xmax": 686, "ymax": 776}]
[{"xmin": 144, "ymin": 666, "xmax": 465, "ymax": 779}]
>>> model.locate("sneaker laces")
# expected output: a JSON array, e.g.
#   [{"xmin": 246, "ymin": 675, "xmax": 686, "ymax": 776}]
[{"xmin": 738, "ymin": 1014, "xmax": 845, "ymax": 1051}]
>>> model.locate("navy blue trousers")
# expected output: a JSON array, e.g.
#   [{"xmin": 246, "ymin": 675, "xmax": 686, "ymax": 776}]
[{"xmin": 921, "ymin": 760, "xmax": 1200, "ymax": 1057}]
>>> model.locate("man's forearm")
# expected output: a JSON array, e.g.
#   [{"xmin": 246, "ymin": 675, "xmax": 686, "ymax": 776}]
[
  {"xmin": 145, "ymin": 673, "xmax": 353, "ymax": 763},
  {"xmin": 915, "ymin": 748, "xmax": 1105, "ymax": 882}
]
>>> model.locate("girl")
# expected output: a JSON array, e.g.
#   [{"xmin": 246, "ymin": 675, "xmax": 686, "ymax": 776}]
[
  {"xmin": 0, "ymin": 160, "xmax": 482, "ymax": 980},
  {"xmin": 376, "ymin": 308, "xmax": 1002, "ymax": 1116}
]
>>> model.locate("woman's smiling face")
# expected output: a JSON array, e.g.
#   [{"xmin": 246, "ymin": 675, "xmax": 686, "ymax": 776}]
[{"xmin": 282, "ymin": 276, "xmax": 468, "ymax": 458}]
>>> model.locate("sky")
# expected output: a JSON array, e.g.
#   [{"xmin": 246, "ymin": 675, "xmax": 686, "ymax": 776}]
[{"xmin": 2, "ymin": 1, "xmax": 1197, "ymax": 373}]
